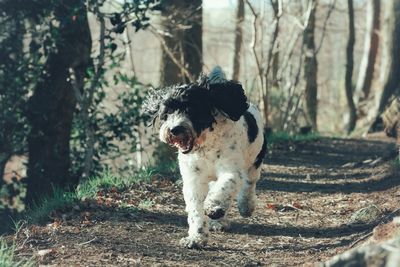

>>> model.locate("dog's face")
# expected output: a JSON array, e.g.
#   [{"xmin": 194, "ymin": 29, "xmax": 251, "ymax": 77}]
[{"xmin": 143, "ymin": 76, "xmax": 249, "ymax": 154}]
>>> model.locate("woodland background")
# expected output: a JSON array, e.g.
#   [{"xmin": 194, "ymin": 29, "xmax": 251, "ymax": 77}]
[{"xmin": 1, "ymin": 0, "xmax": 399, "ymax": 236}]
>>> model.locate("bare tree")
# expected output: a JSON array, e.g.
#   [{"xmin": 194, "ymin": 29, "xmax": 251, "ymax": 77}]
[
  {"xmin": 376, "ymin": 0, "xmax": 400, "ymax": 116},
  {"xmin": 344, "ymin": 0, "xmax": 357, "ymax": 134},
  {"xmin": 159, "ymin": 0, "xmax": 202, "ymax": 85},
  {"xmin": 70, "ymin": 3, "xmax": 105, "ymax": 180},
  {"xmin": 270, "ymin": 0, "xmax": 280, "ymax": 88},
  {"xmin": 232, "ymin": 0, "xmax": 245, "ymax": 81},
  {"xmin": 369, "ymin": 0, "xmax": 400, "ymax": 132},
  {"xmin": 303, "ymin": 0, "xmax": 318, "ymax": 131},
  {"xmin": 246, "ymin": 0, "xmax": 281, "ymax": 126},
  {"xmin": 355, "ymin": 0, "xmax": 380, "ymax": 102}
]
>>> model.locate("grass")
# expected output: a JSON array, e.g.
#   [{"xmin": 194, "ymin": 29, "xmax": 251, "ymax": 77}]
[
  {"xmin": 76, "ymin": 170, "xmax": 131, "ymax": 199},
  {"xmin": 0, "ymin": 162, "xmax": 179, "ymax": 265},
  {"xmin": 138, "ymin": 199, "xmax": 154, "ymax": 209},
  {"xmin": 27, "ymin": 188, "xmax": 78, "ymax": 225},
  {"xmin": 266, "ymin": 131, "xmax": 320, "ymax": 147},
  {"xmin": 0, "ymin": 238, "xmax": 34, "ymax": 267},
  {"xmin": 0, "ymin": 221, "xmax": 34, "ymax": 267},
  {"xmin": 136, "ymin": 161, "xmax": 179, "ymax": 182},
  {"xmin": 77, "ymin": 162, "xmax": 179, "ymax": 200},
  {"xmin": 25, "ymin": 162, "xmax": 179, "ymax": 224}
]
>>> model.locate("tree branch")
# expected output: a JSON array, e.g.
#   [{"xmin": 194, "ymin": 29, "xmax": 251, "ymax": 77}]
[
  {"xmin": 315, "ymin": 0, "xmax": 337, "ymax": 54},
  {"xmin": 149, "ymin": 25, "xmax": 195, "ymax": 82}
]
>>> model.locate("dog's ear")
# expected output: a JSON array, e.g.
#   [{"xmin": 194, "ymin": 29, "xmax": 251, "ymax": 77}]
[{"xmin": 209, "ymin": 81, "xmax": 249, "ymax": 121}]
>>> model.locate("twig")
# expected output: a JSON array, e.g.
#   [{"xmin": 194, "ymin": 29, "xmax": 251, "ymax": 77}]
[
  {"xmin": 245, "ymin": 0, "xmax": 264, "ymax": 93},
  {"xmin": 315, "ymin": 0, "xmax": 337, "ymax": 54},
  {"xmin": 15, "ymin": 236, "xmax": 31, "ymax": 252},
  {"xmin": 263, "ymin": 0, "xmax": 282, "ymax": 82},
  {"xmin": 77, "ymin": 237, "xmax": 97, "ymax": 246},
  {"xmin": 287, "ymin": 1, "xmax": 313, "ymax": 31},
  {"xmin": 349, "ymin": 231, "xmax": 373, "ymax": 248},
  {"xmin": 14, "ymin": 220, "xmax": 26, "ymax": 240},
  {"xmin": 149, "ymin": 25, "xmax": 194, "ymax": 82}
]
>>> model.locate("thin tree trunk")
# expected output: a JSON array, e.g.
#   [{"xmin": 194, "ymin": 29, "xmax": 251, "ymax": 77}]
[
  {"xmin": 26, "ymin": 1, "xmax": 92, "ymax": 202},
  {"xmin": 303, "ymin": 0, "xmax": 318, "ymax": 131},
  {"xmin": 369, "ymin": 0, "xmax": 400, "ymax": 133},
  {"xmin": 232, "ymin": 0, "xmax": 244, "ymax": 81},
  {"xmin": 271, "ymin": 46, "xmax": 279, "ymax": 87},
  {"xmin": 355, "ymin": 0, "xmax": 380, "ymax": 101},
  {"xmin": 376, "ymin": 0, "xmax": 400, "ymax": 115},
  {"xmin": 160, "ymin": 0, "xmax": 202, "ymax": 85},
  {"xmin": 345, "ymin": 0, "xmax": 357, "ymax": 134},
  {"xmin": 270, "ymin": 0, "xmax": 280, "ymax": 88},
  {"xmin": 0, "ymin": 14, "xmax": 25, "ymax": 189}
]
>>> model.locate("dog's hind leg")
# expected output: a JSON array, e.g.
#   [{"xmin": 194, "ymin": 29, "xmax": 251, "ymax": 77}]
[{"xmin": 237, "ymin": 166, "xmax": 261, "ymax": 217}]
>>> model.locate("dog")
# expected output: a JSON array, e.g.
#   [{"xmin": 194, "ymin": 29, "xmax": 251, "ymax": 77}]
[{"xmin": 143, "ymin": 67, "xmax": 266, "ymax": 248}]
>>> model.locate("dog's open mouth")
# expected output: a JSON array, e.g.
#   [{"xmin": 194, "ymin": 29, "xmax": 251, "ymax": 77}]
[{"xmin": 169, "ymin": 134, "xmax": 194, "ymax": 154}]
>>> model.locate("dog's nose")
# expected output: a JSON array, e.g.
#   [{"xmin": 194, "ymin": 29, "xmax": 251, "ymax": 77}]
[{"xmin": 170, "ymin": 126, "xmax": 185, "ymax": 136}]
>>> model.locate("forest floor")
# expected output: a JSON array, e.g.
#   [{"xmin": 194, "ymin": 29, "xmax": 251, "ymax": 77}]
[{"xmin": 9, "ymin": 135, "xmax": 400, "ymax": 266}]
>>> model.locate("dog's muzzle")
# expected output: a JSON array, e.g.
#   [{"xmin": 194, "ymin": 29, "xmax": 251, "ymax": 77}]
[{"xmin": 167, "ymin": 125, "xmax": 194, "ymax": 154}]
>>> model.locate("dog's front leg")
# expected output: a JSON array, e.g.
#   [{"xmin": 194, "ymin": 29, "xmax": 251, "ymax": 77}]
[
  {"xmin": 179, "ymin": 170, "xmax": 209, "ymax": 249},
  {"xmin": 204, "ymin": 170, "xmax": 243, "ymax": 220}
]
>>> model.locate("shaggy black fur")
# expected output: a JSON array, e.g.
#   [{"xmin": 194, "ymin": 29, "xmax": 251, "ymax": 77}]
[
  {"xmin": 164, "ymin": 84, "xmax": 215, "ymax": 135},
  {"xmin": 254, "ymin": 137, "xmax": 266, "ymax": 168},
  {"xmin": 204, "ymin": 79, "xmax": 249, "ymax": 121},
  {"xmin": 142, "ymin": 75, "xmax": 249, "ymax": 136},
  {"xmin": 243, "ymin": 111, "xmax": 258, "ymax": 143}
]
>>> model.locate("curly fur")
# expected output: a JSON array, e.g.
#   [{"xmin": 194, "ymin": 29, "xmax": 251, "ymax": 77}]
[{"xmin": 142, "ymin": 67, "xmax": 265, "ymax": 249}]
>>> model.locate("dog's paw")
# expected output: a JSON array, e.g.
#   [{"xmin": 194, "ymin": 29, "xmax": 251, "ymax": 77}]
[
  {"xmin": 209, "ymin": 219, "xmax": 231, "ymax": 232},
  {"xmin": 204, "ymin": 205, "xmax": 226, "ymax": 220},
  {"xmin": 238, "ymin": 197, "xmax": 256, "ymax": 218},
  {"xmin": 179, "ymin": 235, "xmax": 207, "ymax": 249}
]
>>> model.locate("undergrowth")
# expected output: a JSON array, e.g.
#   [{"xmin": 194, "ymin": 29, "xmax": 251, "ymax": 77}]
[
  {"xmin": 27, "ymin": 188, "xmax": 77, "ymax": 225},
  {"xmin": 27, "ymin": 161, "xmax": 179, "ymax": 224},
  {"xmin": 266, "ymin": 131, "xmax": 320, "ymax": 148},
  {"xmin": 0, "ymin": 238, "xmax": 33, "ymax": 267}
]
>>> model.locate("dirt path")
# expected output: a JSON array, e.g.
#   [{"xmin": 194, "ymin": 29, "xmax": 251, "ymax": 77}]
[{"xmin": 14, "ymin": 137, "xmax": 400, "ymax": 266}]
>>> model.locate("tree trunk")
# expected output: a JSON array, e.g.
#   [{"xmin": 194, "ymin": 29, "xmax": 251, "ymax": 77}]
[
  {"xmin": 160, "ymin": 0, "xmax": 202, "ymax": 85},
  {"xmin": 355, "ymin": 0, "xmax": 380, "ymax": 101},
  {"xmin": 271, "ymin": 46, "xmax": 279, "ymax": 87},
  {"xmin": 270, "ymin": 0, "xmax": 280, "ymax": 88},
  {"xmin": 232, "ymin": 0, "xmax": 244, "ymax": 81},
  {"xmin": 345, "ymin": 0, "xmax": 357, "ymax": 134},
  {"xmin": 0, "ymin": 13, "xmax": 25, "ymax": 189},
  {"xmin": 26, "ymin": 0, "xmax": 92, "ymax": 202},
  {"xmin": 376, "ymin": 0, "xmax": 400, "ymax": 115},
  {"xmin": 369, "ymin": 0, "xmax": 400, "ymax": 133},
  {"xmin": 303, "ymin": 0, "xmax": 318, "ymax": 132}
]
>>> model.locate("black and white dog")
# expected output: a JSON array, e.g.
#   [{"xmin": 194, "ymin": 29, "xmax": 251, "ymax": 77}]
[{"xmin": 143, "ymin": 67, "xmax": 266, "ymax": 248}]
